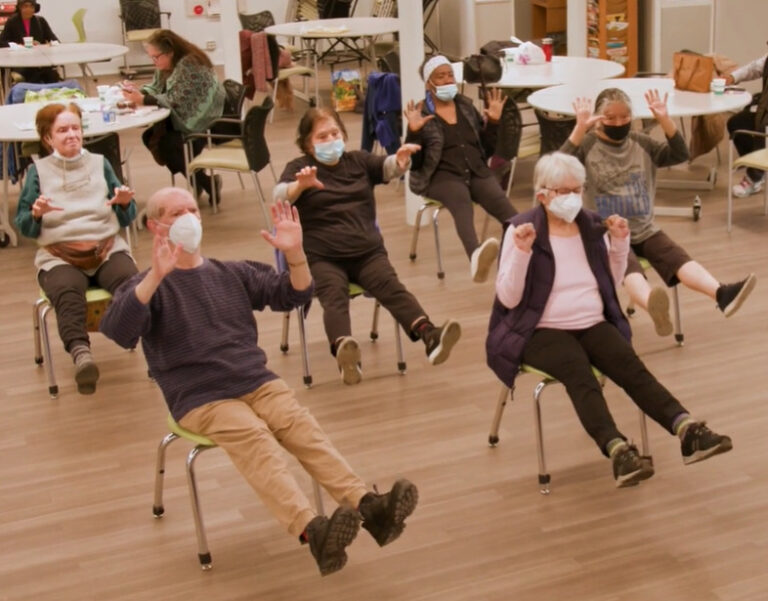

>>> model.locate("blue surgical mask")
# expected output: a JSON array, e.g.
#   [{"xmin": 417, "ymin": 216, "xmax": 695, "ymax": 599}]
[
  {"xmin": 434, "ymin": 83, "xmax": 458, "ymax": 102},
  {"xmin": 314, "ymin": 139, "xmax": 345, "ymax": 164}
]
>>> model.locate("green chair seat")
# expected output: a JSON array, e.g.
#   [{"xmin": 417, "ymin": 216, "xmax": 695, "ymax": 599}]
[{"xmin": 166, "ymin": 414, "xmax": 216, "ymax": 447}]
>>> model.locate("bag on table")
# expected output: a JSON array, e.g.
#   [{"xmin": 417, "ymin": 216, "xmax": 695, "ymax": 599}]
[{"xmin": 673, "ymin": 51, "xmax": 714, "ymax": 93}]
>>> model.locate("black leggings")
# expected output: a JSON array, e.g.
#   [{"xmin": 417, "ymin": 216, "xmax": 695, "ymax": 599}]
[
  {"xmin": 426, "ymin": 174, "xmax": 517, "ymax": 258},
  {"xmin": 309, "ymin": 249, "xmax": 427, "ymax": 348},
  {"xmin": 727, "ymin": 107, "xmax": 765, "ymax": 181},
  {"xmin": 142, "ymin": 118, "xmax": 212, "ymax": 193},
  {"xmin": 521, "ymin": 322, "xmax": 688, "ymax": 455},
  {"xmin": 37, "ymin": 252, "xmax": 137, "ymax": 353}
]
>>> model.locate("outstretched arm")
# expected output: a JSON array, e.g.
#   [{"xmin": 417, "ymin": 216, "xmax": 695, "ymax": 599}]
[{"xmin": 260, "ymin": 201, "xmax": 312, "ymax": 292}]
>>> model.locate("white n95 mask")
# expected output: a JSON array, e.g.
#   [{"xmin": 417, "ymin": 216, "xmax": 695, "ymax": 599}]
[
  {"xmin": 169, "ymin": 213, "xmax": 203, "ymax": 253},
  {"xmin": 548, "ymin": 193, "xmax": 583, "ymax": 223}
]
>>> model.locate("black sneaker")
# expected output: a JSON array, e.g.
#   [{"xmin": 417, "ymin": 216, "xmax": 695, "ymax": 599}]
[
  {"xmin": 611, "ymin": 444, "xmax": 655, "ymax": 488},
  {"xmin": 358, "ymin": 479, "xmax": 419, "ymax": 547},
  {"xmin": 716, "ymin": 274, "xmax": 756, "ymax": 317},
  {"xmin": 422, "ymin": 319, "xmax": 461, "ymax": 365},
  {"xmin": 680, "ymin": 422, "xmax": 733, "ymax": 465},
  {"xmin": 305, "ymin": 507, "xmax": 360, "ymax": 576}
]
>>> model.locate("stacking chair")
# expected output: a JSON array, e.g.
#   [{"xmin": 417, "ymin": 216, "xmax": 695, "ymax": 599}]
[
  {"xmin": 185, "ymin": 98, "xmax": 275, "ymax": 225},
  {"xmin": 153, "ymin": 414, "xmax": 325, "ymax": 570},
  {"xmin": 33, "ymin": 288, "xmax": 113, "ymax": 399},
  {"xmin": 277, "ymin": 254, "xmax": 406, "ymax": 388},
  {"xmin": 70, "ymin": 8, "xmax": 109, "ymax": 86},
  {"xmin": 118, "ymin": 0, "xmax": 171, "ymax": 77},
  {"xmin": 487, "ymin": 365, "xmax": 653, "ymax": 494},
  {"xmin": 727, "ymin": 129, "xmax": 768, "ymax": 232},
  {"xmin": 533, "ymin": 108, "xmax": 576, "ymax": 155}
]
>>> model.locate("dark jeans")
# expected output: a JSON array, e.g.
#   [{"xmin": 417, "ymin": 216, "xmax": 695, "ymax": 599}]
[
  {"xmin": 426, "ymin": 174, "xmax": 517, "ymax": 258},
  {"xmin": 37, "ymin": 251, "xmax": 137, "ymax": 353},
  {"xmin": 521, "ymin": 322, "xmax": 688, "ymax": 455},
  {"xmin": 309, "ymin": 248, "xmax": 427, "ymax": 347},
  {"xmin": 727, "ymin": 107, "xmax": 765, "ymax": 181}
]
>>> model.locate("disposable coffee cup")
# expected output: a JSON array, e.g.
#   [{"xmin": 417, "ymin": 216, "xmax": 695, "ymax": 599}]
[
  {"xmin": 711, "ymin": 78, "xmax": 726, "ymax": 94},
  {"xmin": 97, "ymin": 85, "xmax": 110, "ymax": 102},
  {"xmin": 23, "ymin": 36, "xmax": 33, "ymax": 49}
]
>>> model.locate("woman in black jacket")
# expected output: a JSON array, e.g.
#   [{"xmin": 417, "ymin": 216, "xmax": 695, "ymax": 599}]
[
  {"xmin": 0, "ymin": 0, "xmax": 60, "ymax": 84},
  {"xmin": 406, "ymin": 54, "xmax": 517, "ymax": 283}
]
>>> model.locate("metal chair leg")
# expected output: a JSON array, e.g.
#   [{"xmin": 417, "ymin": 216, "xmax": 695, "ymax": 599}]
[
  {"xmin": 311, "ymin": 479, "xmax": 325, "ymax": 516},
  {"xmin": 488, "ymin": 384, "xmax": 511, "ymax": 446},
  {"xmin": 39, "ymin": 304, "xmax": 58, "ymax": 398},
  {"xmin": 153, "ymin": 433, "xmax": 179, "ymax": 518},
  {"xmin": 394, "ymin": 320, "xmax": 406, "ymax": 374},
  {"xmin": 186, "ymin": 445, "xmax": 215, "ymax": 570},
  {"xmin": 251, "ymin": 171, "xmax": 272, "ymax": 228},
  {"xmin": 33, "ymin": 298, "xmax": 45, "ymax": 365},
  {"xmin": 409, "ymin": 203, "xmax": 429, "ymax": 261},
  {"xmin": 532, "ymin": 380, "xmax": 551, "ymax": 495},
  {"xmin": 727, "ymin": 142, "xmax": 734, "ymax": 233},
  {"xmin": 370, "ymin": 300, "xmax": 381, "ymax": 341},
  {"xmin": 280, "ymin": 312, "xmax": 290, "ymax": 353},
  {"xmin": 638, "ymin": 410, "xmax": 652, "ymax": 465},
  {"xmin": 672, "ymin": 285, "xmax": 684, "ymax": 346},
  {"xmin": 296, "ymin": 306, "xmax": 312, "ymax": 388},
  {"xmin": 432, "ymin": 206, "xmax": 445, "ymax": 279}
]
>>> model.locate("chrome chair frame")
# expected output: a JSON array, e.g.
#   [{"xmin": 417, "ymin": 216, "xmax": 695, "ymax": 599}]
[
  {"xmin": 153, "ymin": 416, "xmax": 326, "ymax": 570},
  {"xmin": 487, "ymin": 366, "xmax": 652, "ymax": 495}
]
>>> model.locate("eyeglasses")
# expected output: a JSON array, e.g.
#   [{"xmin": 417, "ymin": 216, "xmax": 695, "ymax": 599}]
[
  {"xmin": 545, "ymin": 186, "xmax": 583, "ymax": 195},
  {"xmin": 148, "ymin": 51, "xmax": 167, "ymax": 62}
]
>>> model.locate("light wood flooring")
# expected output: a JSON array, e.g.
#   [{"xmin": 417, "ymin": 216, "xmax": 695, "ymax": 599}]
[{"xmin": 1, "ymin": 80, "xmax": 767, "ymax": 601}]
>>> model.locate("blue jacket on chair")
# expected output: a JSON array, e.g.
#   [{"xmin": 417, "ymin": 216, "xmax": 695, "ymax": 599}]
[{"xmin": 361, "ymin": 72, "xmax": 401, "ymax": 154}]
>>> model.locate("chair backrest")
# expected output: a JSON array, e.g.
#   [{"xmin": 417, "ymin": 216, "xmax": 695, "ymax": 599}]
[
  {"xmin": 372, "ymin": 0, "xmax": 396, "ymax": 18},
  {"xmin": 119, "ymin": 0, "xmax": 162, "ymax": 31},
  {"xmin": 243, "ymin": 96, "xmax": 274, "ymax": 173},
  {"xmin": 72, "ymin": 8, "xmax": 87, "ymax": 43},
  {"xmin": 320, "ymin": 0, "xmax": 354, "ymax": 18},
  {"xmin": 222, "ymin": 79, "xmax": 246, "ymax": 118},
  {"xmin": 495, "ymin": 100, "xmax": 522, "ymax": 161},
  {"xmin": 534, "ymin": 108, "xmax": 576, "ymax": 155},
  {"xmin": 295, "ymin": 0, "xmax": 319, "ymax": 21},
  {"xmin": 238, "ymin": 10, "xmax": 275, "ymax": 32}
]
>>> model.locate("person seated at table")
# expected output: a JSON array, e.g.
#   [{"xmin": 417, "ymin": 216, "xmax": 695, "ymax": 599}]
[
  {"xmin": 0, "ymin": 0, "xmax": 60, "ymax": 84},
  {"xmin": 99, "ymin": 187, "xmax": 420, "ymax": 576},
  {"xmin": 724, "ymin": 50, "xmax": 768, "ymax": 197},
  {"xmin": 405, "ymin": 54, "xmax": 518, "ymax": 283},
  {"xmin": 561, "ymin": 88, "xmax": 756, "ymax": 336},
  {"xmin": 274, "ymin": 107, "xmax": 462, "ymax": 385},
  {"xmin": 487, "ymin": 152, "xmax": 733, "ymax": 487},
  {"xmin": 14, "ymin": 102, "xmax": 138, "ymax": 394},
  {"xmin": 120, "ymin": 29, "xmax": 224, "ymax": 204}
]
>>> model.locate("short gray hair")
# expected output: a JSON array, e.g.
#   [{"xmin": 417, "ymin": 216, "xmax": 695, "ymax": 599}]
[
  {"xmin": 594, "ymin": 87, "xmax": 632, "ymax": 117},
  {"xmin": 533, "ymin": 152, "xmax": 586, "ymax": 194},
  {"xmin": 145, "ymin": 186, "xmax": 194, "ymax": 220}
]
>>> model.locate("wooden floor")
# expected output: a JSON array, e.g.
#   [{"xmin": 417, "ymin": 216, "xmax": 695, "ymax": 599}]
[{"xmin": 2, "ymin": 79, "xmax": 767, "ymax": 601}]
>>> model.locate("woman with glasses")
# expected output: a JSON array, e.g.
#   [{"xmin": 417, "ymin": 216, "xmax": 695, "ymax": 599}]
[
  {"xmin": 14, "ymin": 103, "xmax": 138, "ymax": 395},
  {"xmin": 487, "ymin": 152, "xmax": 732, "ymax": 488},
  {"xmin": 121, "ymin": 29, "xmax": 225, "ymax": 204}
]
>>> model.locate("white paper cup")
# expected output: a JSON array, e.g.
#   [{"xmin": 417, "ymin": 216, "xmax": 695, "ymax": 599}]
[
  {"xmin": 711, "ymin": 78, "xmax": 726, "ymax": 94},
  {"xmin": 23, "ymin": 37, "xmax": 33, "ymax": 49}
]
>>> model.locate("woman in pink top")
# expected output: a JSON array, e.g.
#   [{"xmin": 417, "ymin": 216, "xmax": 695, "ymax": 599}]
[{"xmin": 488, "ymin": 152, "xmax": 732, "ymax": 487}]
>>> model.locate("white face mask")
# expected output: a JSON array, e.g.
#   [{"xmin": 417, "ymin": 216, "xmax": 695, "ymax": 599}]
[
  {"xmin": 168, "ymin": 213, "xmax": 202, "ymax": 253},
  {"xmin": 547, "ymin": 192, "xmax": 583, "ymax": 223}
]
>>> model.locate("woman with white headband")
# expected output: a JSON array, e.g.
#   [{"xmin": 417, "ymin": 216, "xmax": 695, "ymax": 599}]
[{"xmin": 406, "ymin": 54, "xmax": 517, "ymax": 283}]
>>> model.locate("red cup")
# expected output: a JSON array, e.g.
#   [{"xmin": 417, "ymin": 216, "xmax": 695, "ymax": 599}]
[{"xmin": 542, "ymin": 38, "xmax": 553, "ymax": 62}]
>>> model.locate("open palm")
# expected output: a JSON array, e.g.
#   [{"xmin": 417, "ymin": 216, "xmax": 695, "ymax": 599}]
[{"xmin": 261, "ymin": 201, "xmax": 303, "ymax": 254}]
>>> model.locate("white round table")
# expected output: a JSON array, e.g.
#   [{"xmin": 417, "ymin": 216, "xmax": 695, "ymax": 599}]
[
  {"xmin": 0, "ymin": 101, "xmax": 169, "ymax": 248},
  {"xmin": 0, "ymin": 43, "xmax": 129, "ymax": 99},
  {"xmin": 265, "ymin": 17, "xmax": 399, "ymax": 66},
  {"xmin": 527, "ymin": 77, "xmax": 751, "ymax": 118},
  {"xmin": 452, "ymin": 56, "xmax": 626, "ymax": 89}
]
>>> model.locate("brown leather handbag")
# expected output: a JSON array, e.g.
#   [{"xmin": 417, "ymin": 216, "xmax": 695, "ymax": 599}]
[{"xmin": 673, "ymin": 52, "xmax": 714, "ymax": 93}]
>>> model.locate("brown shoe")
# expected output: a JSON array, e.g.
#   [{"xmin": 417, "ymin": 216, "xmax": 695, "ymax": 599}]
[{"xmin": 647, "ymin": 286, "xmax": 673, "ymax": 337}]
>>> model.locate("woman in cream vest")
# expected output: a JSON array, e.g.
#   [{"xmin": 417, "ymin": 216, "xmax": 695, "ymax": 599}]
[{"xmin": 15, "ymin": 103, "xmax": 138, "ymax": 394}]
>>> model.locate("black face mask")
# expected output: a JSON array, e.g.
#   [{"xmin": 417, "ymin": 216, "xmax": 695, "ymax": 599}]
[{"xmin": 602, "ymin": 122, "xmax": 631, "ymax": 141}]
